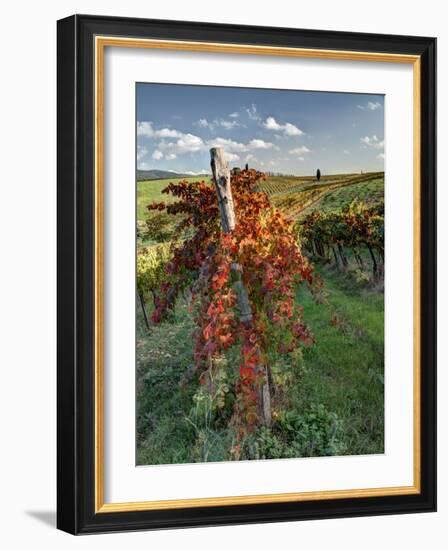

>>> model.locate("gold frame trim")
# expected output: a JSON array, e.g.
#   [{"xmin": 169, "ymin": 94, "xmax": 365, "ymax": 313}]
[{"xmin": 94, "ymin": 36, "xmax": 422, "ymax": 513}]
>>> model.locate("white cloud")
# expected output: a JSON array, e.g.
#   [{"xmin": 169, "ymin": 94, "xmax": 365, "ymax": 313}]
[
  {"xmin": 185, "ymin": 169, "xmax": 209, "ymax": 176},
  {"xmin": 208, "ymin": 136, "xmax": 247, "ymax": 152},
  {"xmin": 357, "ymin": 101, "xmax": 382, "ymax": 111},
  {"xmin": 138, "ymin": 119, "xmax": 277, "ymax": 160},
  {"xmin": 289, "ymin": 146, "xmax": 311, "ymax": 155},
  {"xmin": 263, "ymin": 118, "xmax": 282, "ymax": 131},
  {"xmin": 137, "ymin": 121, "xmax": 182, "ymax": 138},
  {"xmin": 283, "ymin": 123, "xmax": 302, "ymax": 136},
  {"xmin": 343, "ymin": 149, "xmax": 351, "ymax": 155},
  {"xmin": 297, "ymin": 157, "xmax": 305, "ymax": 161},
  {"xmin": 377, "ymin": 152, "xmax": 385, "ymax": 160},
  {"xmin": 246, "ymin": 103, "xmax": 261, "ymax": 121},
  {"xmin": 245, "ymin": 154, "xmax": 257, "ymax": 163},
  {"xmin": 225, "ymin": 152, "xmax": 240, "ymax": 162},
  {"xmin": 152, "ymin": 150, "xmax": 163, "ymax": 160},
  {"xmin": 160, "ymin": 133, "xmax": 205, "ymax": 155},
  {"xmin": 360, "ymin": 135, "xmax": 384, "ymax": 150},
  {"xmin": 137, "ymin": 145, "xmax": 147, "ymax": 161},
  {"xmin": 196, "ymin": 118, "xmax": 210, "ymax": 128},
  {"xmin": 159, "ymin": 133, "xmax": 256, "ymax": 157},
  {"xmin": 263, "ymin": 116, "xmax": 303, "ymax": 136},
  {"xmin": 229, "ymin": 112, "xmax": 239, "ymax": 118},
  {"xmin": 219, "ymin": 119, "xmax": 239, "ymax": 130},
  {"xmin": 137, "ymin": 121, "xmax": 154, "ymax": 137},
  {"xmin": 156, "ymin": 128, "xmax": 183, "ymax": 138},
  {"xmin": 194, "ymin": 117, "xmax": 239, "ymax": 131},
  {"xmin": 208, "ymin": 137, "xmax": 275, "ymax": 153},
  {"xmin": 248, "ymin": 139, "xmax": 276, "ymax": 150}
]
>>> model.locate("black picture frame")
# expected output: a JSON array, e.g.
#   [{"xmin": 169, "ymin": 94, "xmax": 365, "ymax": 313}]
[{"xmin": 57, "ymin": 14, "xmax": 436, "ymax": 535}]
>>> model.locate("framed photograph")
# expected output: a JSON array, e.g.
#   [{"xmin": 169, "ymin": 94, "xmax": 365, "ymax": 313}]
[{"xmin": 57, "ymin": 14, "xmax": 436, "ymax": 534}]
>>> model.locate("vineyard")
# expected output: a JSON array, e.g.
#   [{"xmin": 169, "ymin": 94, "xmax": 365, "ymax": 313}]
[
  {"xmin": 136, "ymin": 167, "xmax": 384, "ymax": 464},
  {"xmin": 257, "ymin": 171, "xmax": 383, "ymax": 220}
]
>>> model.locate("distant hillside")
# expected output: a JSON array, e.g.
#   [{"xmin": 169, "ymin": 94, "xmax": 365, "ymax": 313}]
[{"xmin": 137, "ymin": 169, "xmax": 206, "ymax": 181}]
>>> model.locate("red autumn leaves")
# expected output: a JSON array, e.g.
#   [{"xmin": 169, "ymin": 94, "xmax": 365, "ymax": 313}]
[{"xmin": 148, "ymin": 169, "xmax": 314, "ymax": 430}]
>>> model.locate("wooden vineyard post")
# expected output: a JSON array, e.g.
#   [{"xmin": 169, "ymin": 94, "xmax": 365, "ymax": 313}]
[
  {"xmin": 210, "ymin": 147, "xmax": 236, "ymax": 232},
  {"xmin": 210, "ymin": 147, "xmax": 272, "ymax": 426}
]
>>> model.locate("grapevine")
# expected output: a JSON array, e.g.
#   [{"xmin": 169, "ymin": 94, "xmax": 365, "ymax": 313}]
[
  {"xmin": 297, "ymin": 200, "xmax": 384, "ymax": 279},
  {"xmin": 147, "ymin": 169, "xmax": 314, "ymax": 433}
]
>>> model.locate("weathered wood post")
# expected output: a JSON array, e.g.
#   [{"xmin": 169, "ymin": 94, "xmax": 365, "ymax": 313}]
[
  {"xmin": 210, "ymin": 147, "xmax": 272, "ymax": 426},
  {"xmin": 210, "ymin": 147, "xmax": 236, "ymax": 233}
]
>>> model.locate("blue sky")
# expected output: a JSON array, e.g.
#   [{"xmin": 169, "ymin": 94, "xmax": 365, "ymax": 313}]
[{"xmin": 136, "ymin": 83, "xmax": 384, "ymax": 175}]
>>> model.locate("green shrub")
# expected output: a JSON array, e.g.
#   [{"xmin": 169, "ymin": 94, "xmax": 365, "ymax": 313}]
[
  {"xmin": 137, "ymin": 243, "xmax": 172, "ymax": 301},
  {"xmin": 242, "ymin": 404, "xmax": 345, "ymax": 460},
  {"xmin": 145, "ymin": 211, "xmax": 178, "ymax": 243}
]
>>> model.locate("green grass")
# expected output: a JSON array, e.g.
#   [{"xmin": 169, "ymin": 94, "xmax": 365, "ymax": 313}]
[
  {"xmin": 295, "ymin": 267, "xmax": 384, "ymax": 455},
  {"xmin": 137, "ymin": 177, "xmax": 211, "ymax": 248},
  {"xmin": 136, "ymin": 266, "xmax": 384, "ymax": 464},
  {"xmin": 136, "ymin": 299, "xmax": 199, "ymax": 465},
  {"xmin": 137, "ymin": 177, "xmax": 211, "ymax": 222}
]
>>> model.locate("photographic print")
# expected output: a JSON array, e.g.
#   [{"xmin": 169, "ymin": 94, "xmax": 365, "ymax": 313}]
[
  {"xmin": 136, "ymin": 83, "xmax": 385, "ymax": 465},
  {"xmin": 57, "ymin": 16, "xmax": 436, "ymax": 533}
]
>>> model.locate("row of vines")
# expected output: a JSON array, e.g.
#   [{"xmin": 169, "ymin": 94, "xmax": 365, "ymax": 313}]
[{"xmin": 297, "ymin": 200, "xmax": 384, "ymax": 281}]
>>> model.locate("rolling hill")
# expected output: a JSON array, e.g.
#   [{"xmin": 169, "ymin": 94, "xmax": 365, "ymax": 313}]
[{"xmin": 137, "ymin": 169, "xmax": 209, "ymax": 181}]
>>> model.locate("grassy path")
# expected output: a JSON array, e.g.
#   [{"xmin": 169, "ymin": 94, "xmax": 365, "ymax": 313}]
[{"xmin": 296, "ymin": 268, "xmax": 384, "ymax": 455}]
